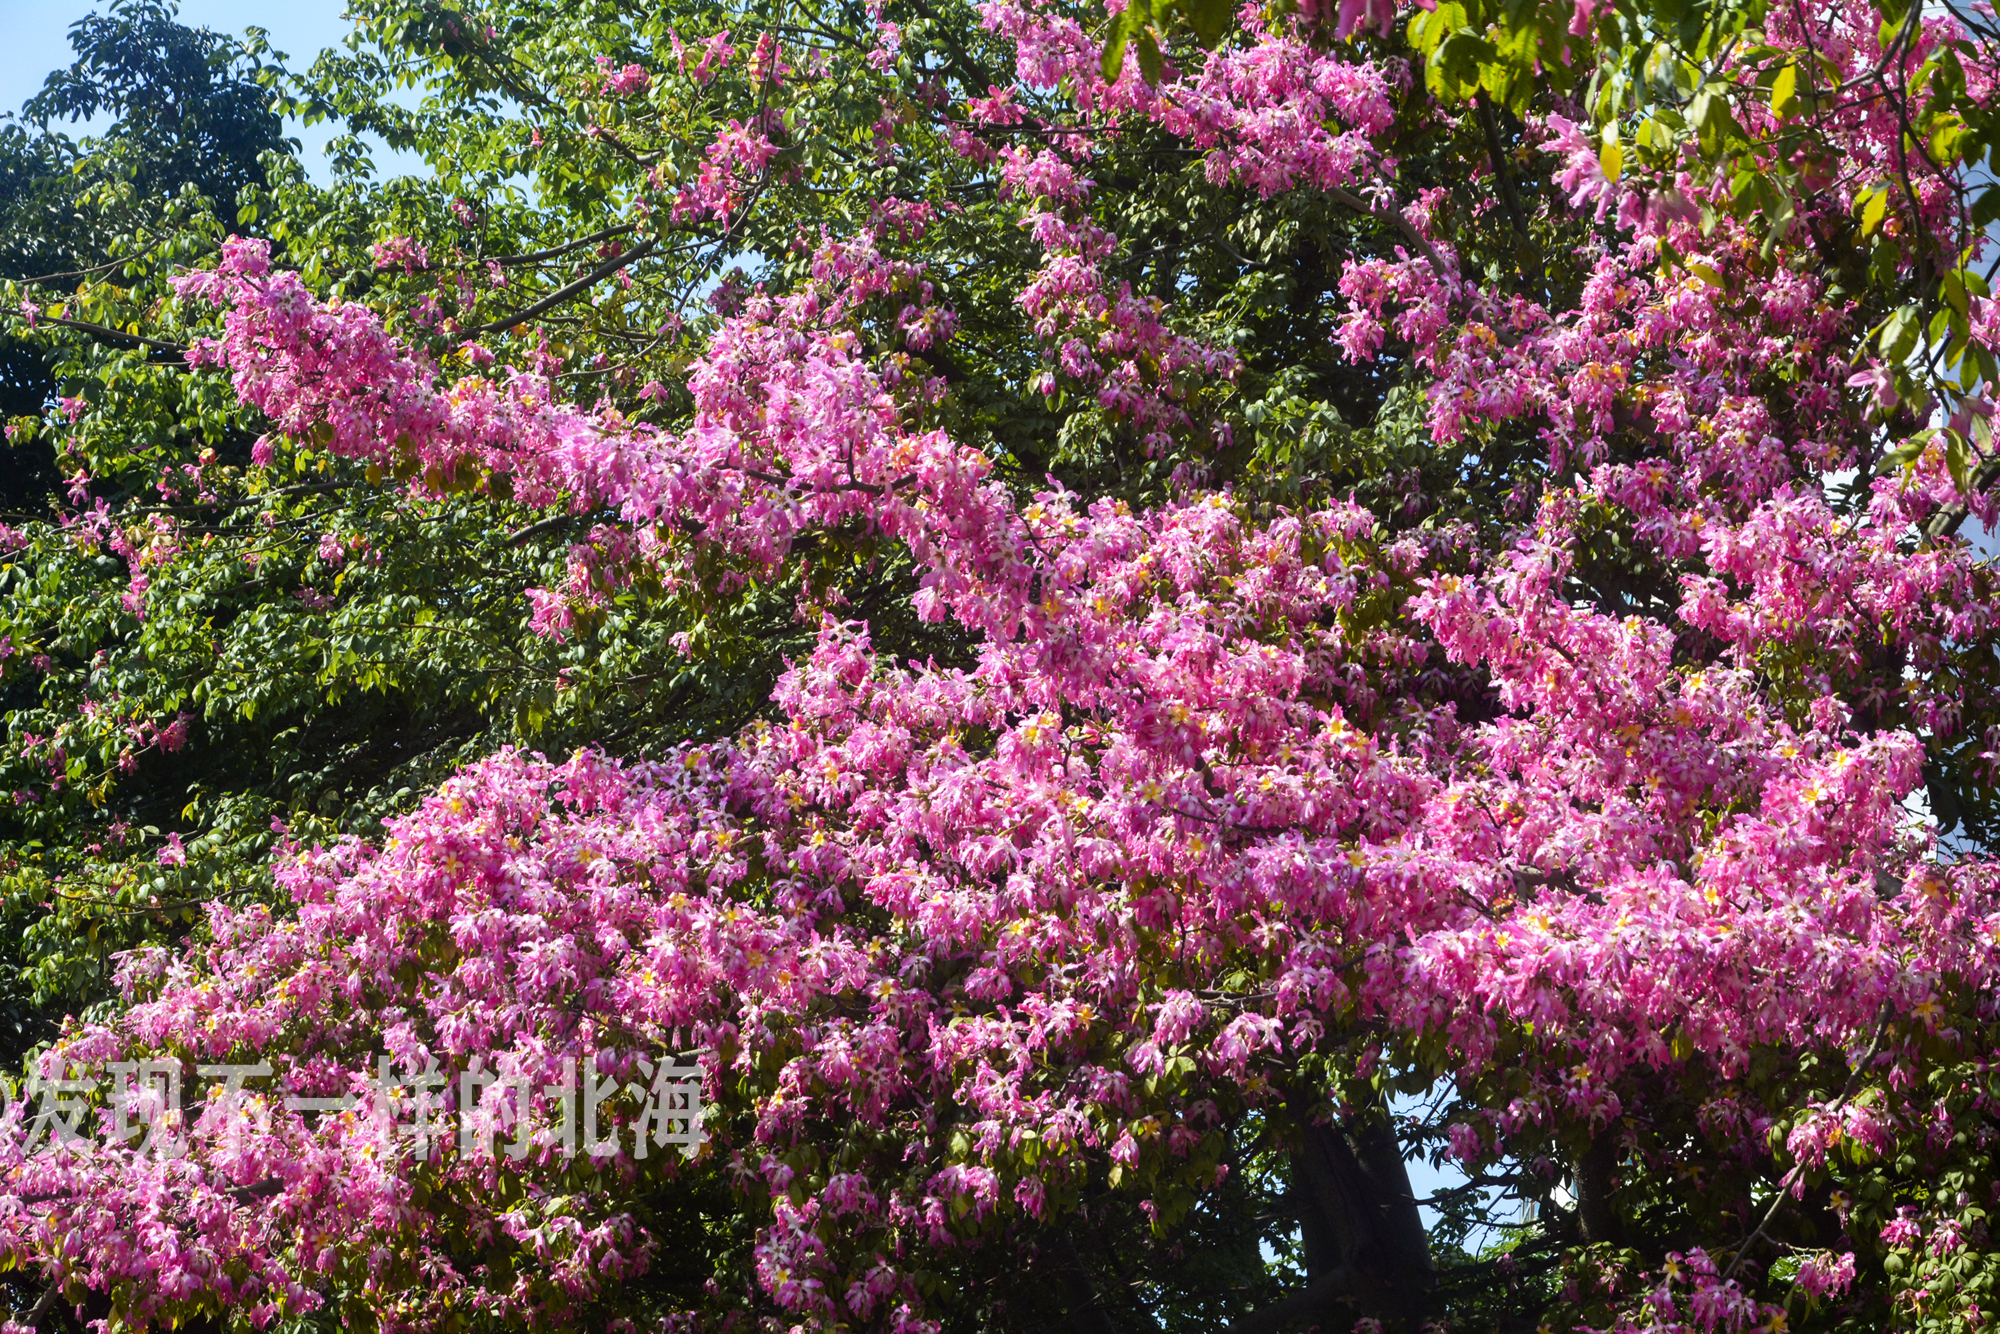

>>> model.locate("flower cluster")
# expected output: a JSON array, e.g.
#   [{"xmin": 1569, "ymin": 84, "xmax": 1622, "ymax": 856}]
[{"xmin": 10, "ymin": 0, "xmax": 2000, "ymax": 1329}]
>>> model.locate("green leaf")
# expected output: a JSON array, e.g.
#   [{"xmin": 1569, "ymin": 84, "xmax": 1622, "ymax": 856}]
[
  {"xmin": 1429, "ymin": 31, "xmax": 1493, "ymax": 100},
  {"xmin": 1946, "ymin": 428, "xmax": 1972, "ymax": 496},
  {"xmin": 1135, "ymin": 28, "xmax": 1164, "ymax": 84},
  {"xmin": 1929, "ymin": 113, "xmax": 1969, "ymax": 165},
  {"xmin": 1185, "ymin": 0, "xmax": 1231, "ymax": 48},
  {"xmin": 1690, "ymin": 88, "xmax": 1740, "ymax": 157},
  {"xmin": 1941, "ymin": 270, "xmax": 1970, "ymax": 316},
  {"xmin": 1974, "ymin": 184, "xmax": 2000, "ymax": 231},
  {"xmin": 1881, "ymin": 304, "xmax": 1920, "ymax": 362},
  {"xmin": 1881, "ymin": 434, "xmax": 1935, "ymax": 475},
  {"xmin": 1100, "ymin": 11, "xmax": 1131, "ymax": 82},
  {"xmin": 1687, "ymin": 90, "xmax": 1715, "ymax": 136}
]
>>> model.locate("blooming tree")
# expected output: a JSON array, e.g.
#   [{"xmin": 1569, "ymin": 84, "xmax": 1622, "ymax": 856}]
[{"xmin": 5, "ymin": 0, "xmax": 2000, "ymax": 1329}]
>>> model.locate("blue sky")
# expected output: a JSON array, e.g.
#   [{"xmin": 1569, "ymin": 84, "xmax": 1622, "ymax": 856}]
[{"xmin": 0, "ymin": 0, "xmax": 422, "ymax": 179}]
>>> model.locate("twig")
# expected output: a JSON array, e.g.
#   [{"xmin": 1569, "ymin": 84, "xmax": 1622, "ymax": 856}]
[{"xmin": 120, "ymin": 481, "xmax": 346, "ymax": 517}]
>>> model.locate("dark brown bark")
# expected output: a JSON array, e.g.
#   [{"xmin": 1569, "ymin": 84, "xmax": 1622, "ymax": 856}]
[
  {"xmin": 1223, "ymin": 1094, "xmax": 1433, "ymax": 1334},
  {"xmin": 1475, "ymin": 94, "xmax": 1528, "ymax": 239}
]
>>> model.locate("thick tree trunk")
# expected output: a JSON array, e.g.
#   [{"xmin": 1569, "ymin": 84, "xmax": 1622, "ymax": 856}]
[
  {"xmin": 1574, "ymin": 1122, "xmax": 1624, "ymax": 1247},
  {"xmin": 1047, "ymin": 1232, "xmax": 1123, "ymax": 1334},
  {"xmin": 1224, "ymin": 1093, "xmax": 1434, "ymax": 1334}
]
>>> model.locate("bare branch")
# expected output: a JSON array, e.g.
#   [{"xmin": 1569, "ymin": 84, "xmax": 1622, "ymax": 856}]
[
  {"xmin": 1475, "ymin": 95, "xmax": 1528, "ymax": 238},
  {"xmin": 14, "ymin": 241, "xmax": 163, "ymax": 284}
]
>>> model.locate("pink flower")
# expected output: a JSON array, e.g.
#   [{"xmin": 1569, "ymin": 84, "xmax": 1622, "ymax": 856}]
[
  {"xmin": 369, "ymin": 236, "xmax": 430, "ymax": 273},
  {"xmin": 1881, "ymin": 1207, "xmax": 1923, "ymax": 1248},
  {"xmin": 1569, "ymin": 0, "xmax": 1608, "ymax": 35},
  {"xmin": 1153, "ymin": 991, "xmax": 1204, "ymax": 1045},
  {"xmin": 526, "ymin": 587, "xmax": 576, "ymax": 640},
  {"xmin": 687, "ymin": 29, "xmax": 734, "ymax": 83},
  {"xmin": 1848, "ymin": 361, "xmax": 1898, "ymax": 412},
  {"xmin": 1543, "ymin": 114, "xmax": 1619, "ymax": 221},
  {"xmin": 1795, "ymin": 1251, "xmax": 1856, "ymax": 1299},
  {"xmin": 867, "ymin": 21, "xmax": 902, "ymax": 70},
  {"xmin": 1333, "ymin": 0, "xmax": 1395, "ymax": 37},
  {"xmin": 599, "ymin": 59, "xmax": 651, "ymax": 95}
]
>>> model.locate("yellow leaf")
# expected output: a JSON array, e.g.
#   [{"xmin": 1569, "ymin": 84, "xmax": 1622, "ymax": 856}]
[
  {"xmin": 1769, "ymin": 61, "xmax": 1799, "ymax": 118},
  {"xmin": 1600, "ymin": 124, "xmax": 1623, "ymax": 181},
  {"xmin": 1859, "ymin": 187, "xmax": 1889, "ymax": 237}
]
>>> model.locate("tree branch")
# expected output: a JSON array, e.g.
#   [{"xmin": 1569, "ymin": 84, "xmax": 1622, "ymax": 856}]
[
  {"xmin": 38, "ymin": 315, "xmax": 185, "ymax": 356},
  {"xmin": 1218, "ymin": 1268, "xmax": 1350, "ymax": 1334},
  {"xmin": 491, "ymin": 223, "xmax": 638, "ymax": 267},
  {"xmin": 1327, "ymin": 186, "xmax": 1452, "ymax": 281},
  {"xmin": 1475, "ymin": 95, "xmax": 1528, "ymax": 238},
  {"xmin": 475, "ymin": 237, "xmax": 659, "ymax": 334},
  {"xmin": 507, "ymin": 512, "xmax": 574, "ymax": 546},
  {"xmin": 1047, "ymin": 1232, "xmax": 1122, "ymax": 1334},
  {"xmin": 14, "ymin": 240, "xmax": 164, "ymax": 284},
  {"xmin": 1922, "ymin": 458, "xmax": 2000, "ymax": 540},
  {"xmin": 120, "ymin": 480, "xmax": 346, "ymax": 517}
]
